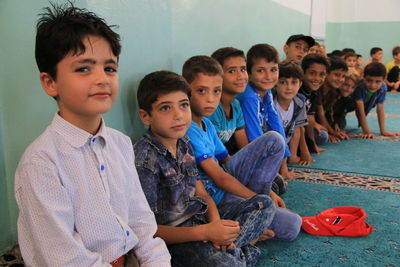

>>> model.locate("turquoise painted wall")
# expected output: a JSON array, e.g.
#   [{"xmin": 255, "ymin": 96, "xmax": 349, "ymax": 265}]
[
  {"xmin": 0, "ymin": 0, "xmax": 310, "ymax": 253},
  {"xmin": 326, "ymin": 21, "xmax": 400, "ymax": 64}
]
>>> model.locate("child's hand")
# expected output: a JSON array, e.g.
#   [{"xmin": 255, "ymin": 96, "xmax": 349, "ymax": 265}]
[
  {"xmin": 270, "ymin": 191, "xmax": 286, "ymax": 208},
  {"xmin": 328, "ymin": 134, "xmax": 340, "ymax": 143},
  {"xmin": 314, "ymin": 123, "xmax": 327, "ymax": 134},
  {"xmin": 205, "ymin": 220, "xmax": 240, "ymax": 249},
  {"xmin": 381, "ymin": 131, "xmax": 400, "ymax": 137},
  {"xmin": 298, "ymin": 154, "xmax": 314, "ymax": 166},
  {"xmin": 359, "ymin": 132, "xmax": 374, "ymax": 139}
]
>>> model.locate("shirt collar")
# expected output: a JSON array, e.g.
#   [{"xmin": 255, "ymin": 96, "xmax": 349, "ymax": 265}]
[
  {"xmin": 143, "ymin": 130, "xmax": 190, "ymax": 156},
  {"xmin": 51, "ymin": 113, "xmax": 108, "ymax": 148}
]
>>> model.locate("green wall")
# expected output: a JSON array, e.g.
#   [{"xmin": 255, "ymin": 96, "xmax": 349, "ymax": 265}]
[
  {"xmin": 326, "ymin": 21, "xmax": 400, "ymax": 63},
  {"xmin": 0, "ymin": 0, "xmax": 310, "ymax": 253}
]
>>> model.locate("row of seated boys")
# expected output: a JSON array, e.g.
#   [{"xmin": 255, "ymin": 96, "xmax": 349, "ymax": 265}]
[{"xmin": 14, "ymin": 3, "xmax": 398, "ymax": 267}]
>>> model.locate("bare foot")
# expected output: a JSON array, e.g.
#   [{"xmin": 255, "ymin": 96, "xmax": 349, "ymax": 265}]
[
  {"xmin": 288, "ymin": 155, "xmax": 300, "ymax": 164},
  {"xmin": 250, "ymin": 229, "xmax": 275, "ymax": 245},
  {"xmin": 281, "ymin": 170, "xmax": 296, "ymax": 180}
]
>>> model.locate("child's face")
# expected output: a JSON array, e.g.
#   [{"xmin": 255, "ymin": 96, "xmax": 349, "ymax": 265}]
[
  {"xmin": 339, "ymin": 77, "xmax": 356, "ymax": 97},
  {"xmin": 284, "ymin": 40, "xmax": 309, "ymax": 63},
  {"xmin": 189, "ymin": 73, "xmax": 223, "ymax": 118},
  {"xmin": 303, "ymin": 63, "xmax": 327, "ymax": 91},
  {"xmin": 394, "ymin": 53, "xmax": 400, "ymax": 62},
  {"xmin": 221, "ymin": 56, "xmax": 248, "ymax": 94},
  {"xmin": 325, "ymin": 69, "xmax": 346, "ymax": 89},
  {"xmin": 139, "ymin": 91, "xmax": 191, "ymax": 141},
  {"xmin": 309, "ymin": 45, "xmax": 322, "ymax": 55},
  {"xmin": 41, "ymin": 35, "xmax": 118, "ymax": 122},
  {"xmin": 364, "ymin": 75, "xmax": 384, "ymax": 93},
  {"xmin": 346, "ymin": 56, "xmax": 357, "ymax": 68},
  {"xmin": 356, "ymin": 56, "xmax": 363, "ymax": 67},
  {"xmin": 276, "ymin": 77, "xmax": 302, "ymax": 102},
  {"xmin": 372, "ymin": 51, "xmax": 383, "ymax": 61},
  {"xmin": 249, "ymin": 58, "xmax": 279, "ymax": 92}
]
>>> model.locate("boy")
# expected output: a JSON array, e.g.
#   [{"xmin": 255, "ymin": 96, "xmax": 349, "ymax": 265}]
[
  {"xmin": 14, "ymin": 4, "xmax": 170, "ymax": 266},
  {"xmin": 385, "ymin": 46, "xmax": 400, "ymax": 92},
  {"xmin": 283, "ymin": 34, "xmax": 315, "ymax": 64},
  {"xmin": 316, "ymin": 56, "xmax": 348, "ymax": 142},
  {"xmin": 134, "ymin": 70, "xmax": 275, "ymax": 267},
  {"xmin": 209, "ymin": 47, "xmax": 286, "ymax": 195},
  {"xmin": 236, "ymin": 44, "xmax": 293, "ymax": 179},
  {"xmin": 273, "ymin": 60, "xmax": 312, "ymax": 166},
  {"xmin": 344, "ymin": 52, "xmax": 357, "ymax": 72},
  {"xmin": 353, "ymin": 62, "xmax": 399, "ymax": 138},
  {"xmin": 326, "ymin": 72, "xmax": 360, "ymax": 138},
  {"xmin": 298, "ymin": 54, "xmax": 330, "ymax": 153},
  {"xmin": 365, "ymin": 47, "xmax": 384, "ymax": 66},
  {"xmin": 183, "ymin": 55, "xmax": 302, "ymax": 243},
  {"xmin": 355, "ymin": 54, "xmax": 364, "ymax": 77}
]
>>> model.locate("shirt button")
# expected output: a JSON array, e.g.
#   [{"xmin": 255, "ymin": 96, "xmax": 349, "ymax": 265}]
[
  {"xmin": 92, "ymin": 138, "xmax": 96, "ymax": 142},
  {"xmin": 100, "ymin": 164, "xmax": 105, "ymax": 171},
  {"xmin": 126, "ymin": 230, "xmax": 130, "ymax": 236}
]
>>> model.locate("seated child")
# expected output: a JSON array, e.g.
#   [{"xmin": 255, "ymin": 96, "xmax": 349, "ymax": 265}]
[
  {"xmin": 183, "ymin": 55, "xmax": 302, "ymax": 243},
  {"xmin": 134, "ymin": 71, "xmax": 275, "ymax": 267},
  {"xmin": 236, "ymin": 44, "xmax": 293, "ymax": 179},
  {"xmin": 353, "ymin": 62, "xmax": 400, "ymax": 138},
  {"xmin": 355, "ymin": 54, "xmax": 364, "ymax": 77},
  {"xmin": 14, "ymin": 4, "xmax": 170, "ymax": 266},
  {"xmin": 299, "ymin": 54, "xmax": 330, "ymax": 153},
  {"xmin": 209, "ymin": 47, "xmax": 286, "ymax": 194},
  {"xmin": 344, "ymin": 52, "xmax": 357, "ymax": 73},
  {"xmin": 326, "ymin": 72, "xmax": 360, "ymax": 137},
  {"xmin": 273, "ymin": 60, "xmax": 312, "ymax": 166},
  {"xmin": 385, "ymin": 46, "xmax": 400, "ymax": 92},
  {"xmin": 283, "ymin": 34, "xmax": 315, "ymax": 64},
  {"xmin": 316, "ymin": 56, "xmax": 348, "ymax": 142},
  {"xmin": 309, "ymin": 42, "xmax": 323, "ymax": 55},
  {"xmin": 365, "ymin": 47, "xmax": 384, "ymax": 66}
]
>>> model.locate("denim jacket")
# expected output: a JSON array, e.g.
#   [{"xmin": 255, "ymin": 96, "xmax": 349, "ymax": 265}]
[{"xmin": 134, "ymin": 131, "xmax": 208, "ymax": 227}]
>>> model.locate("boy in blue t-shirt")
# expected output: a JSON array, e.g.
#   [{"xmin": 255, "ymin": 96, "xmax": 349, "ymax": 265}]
[
  {"xmin": 236, "ymin": 44, "xmax": 293, "ymax": 179},
  {"xmin": 353, "ymin": 62, "xmax": 399, "ymax": 138},
  {"xmin": 209, "ymin": 47, "xmax": 287, "ymax": 195},
  {"xmin": 183, "ymin": 55, "xmax": 302, "ymax": 243},
  {"xmin": 134, "ymin": 71, "xmax": 275, "ymax": 267}
]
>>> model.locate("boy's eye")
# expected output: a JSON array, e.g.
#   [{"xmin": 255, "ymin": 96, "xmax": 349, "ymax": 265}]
[
  {"xmin": 227, "ymin": 69, "xmax": 236, "ymax": 74},
  {"xmin": 214, "ymin": 88, "xmax": 222, "ymax": 94},
  {"xmin": 256, "ymin": 68, "xmax": 265, "ymax": 73},
  {"xmin": 160, "ymin": 105, "xmax": 170, "ymax": 111},
  {"xmin": 240, "ymin": 67, "xmax": 247, "ymax": 72},
  {"xmin": 180, "ymin": 102, "xmax": 189, "ymax": 109},
  {"xmin": 197, "ymin": 88, "xmax": 206, "ymax": 94},
  {"xmin": 105, "ymin": 66, "xmax": 117, "ymax": 73},
  {"xmin": 279, "ymin": 80, "xmax": 287, "ymax": 85},
  {"xmin": 75, "ymin": 67, "xmax": 89, "ymax": 72},
  {"xmin": 271, "ymin": 67, "xmax": 279, "ymax": 72}
]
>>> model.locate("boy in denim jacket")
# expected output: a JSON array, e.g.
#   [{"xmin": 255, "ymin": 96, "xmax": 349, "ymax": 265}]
[{"xmin": 134, "ymin": 71, "xmax": 275, "ymax": 267}]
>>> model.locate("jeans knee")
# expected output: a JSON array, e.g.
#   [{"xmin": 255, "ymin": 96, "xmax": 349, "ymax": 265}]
[
  {"xmin": 270, "ymin": 208, "xmax": 302, "ymax": 242},
  {"xmin": 314, "ymin": 129, "xmax": 329, "ymax": 145},
  {"xmin": 261, "ymin": 131, "xmax": 285, "ymax": 154},
  {"xmin": 281, "ymin": 213, "xmax": 302, "ymax": 242}
]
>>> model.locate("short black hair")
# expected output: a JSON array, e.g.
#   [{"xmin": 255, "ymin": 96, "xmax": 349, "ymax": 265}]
[
  {"xmin": 137, "ymin": 71, "xmax": 191, "ymax": 114},
  {"xmin": 35, "ymin": 2, "xmax": 121, "ymax": 79},
  {"xmin": 301, "ymin": 53, "xmax": 329, "ymax": 73},
  {"xmin": 363, "ymin": 62, "xmax": 386, "ymax": 78},
  {"xmin": 329, "ymin": 50, "xmax": 345, "ymax": 58},
  {"xmin": 392, "ymin": 46, "xmax": 400, "ymax": 56},
  {"xmin": 344, "ymin": 52, "xmax": 357, "ymax": 60},
  {"xmin": 246, "ymin": 44, "xmax": 279, "ymax": 74},
  {"xmin": 328, "ymin": 56, "xmax": 348, "ymax": 73},
  {"xmin": 211, "ymin": 47, "xmax": 246, "ymax": 66},
  {"xmin": 182, "ymin": 56, "xmax": 223, "ymax": 84},
  {"xmin": 370, "ymin": 47, "xmax": 382, "ymax": 56},
  {"xmin": 278, "ymin": 60, "xmax": 304, "ymax": 81},
  {"xmin": 342, "ymin": 48, "xmax": 355, "ymax": 54}
]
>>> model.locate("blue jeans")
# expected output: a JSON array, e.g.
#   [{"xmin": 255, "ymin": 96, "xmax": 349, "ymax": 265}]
[
  {"xmin": 167, "ymin": 195, "xmax": 276, "ymax": 267},
  {"xmin": 223, "ymin": 131, "xmax": 285, "ymax": 196},
  {"xmin": 220, "ymin": 131, "xmax": 302, "ymax": 242}
]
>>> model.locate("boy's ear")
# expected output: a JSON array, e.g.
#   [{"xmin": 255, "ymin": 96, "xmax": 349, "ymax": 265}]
[
  {"xmin": 283, "ymin": 44, "xmax": 289, "ymax": 55},
  {"xmin": 138, "ymin": 109, "xmax": 151, "ymax": 126},
  {"xmin": 40, "ymin": 72, "xmax": 58, "ymax": 98}
]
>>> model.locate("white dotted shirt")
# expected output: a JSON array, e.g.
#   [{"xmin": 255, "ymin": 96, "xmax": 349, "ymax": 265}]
[{"xmin": 15, "ymin": 114, "xmax": 171, "ymax": 267}]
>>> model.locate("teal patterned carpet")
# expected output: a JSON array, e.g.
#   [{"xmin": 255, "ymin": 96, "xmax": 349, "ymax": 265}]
[{"xmin": 257, "ymin": 93, "xmax": 400, "ymax": 267}]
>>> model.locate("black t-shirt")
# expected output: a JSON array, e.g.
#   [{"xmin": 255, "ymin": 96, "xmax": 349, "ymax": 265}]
[{"xmin": 299, "ymin": 85, "xmax": 319, "ymax": 115}]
